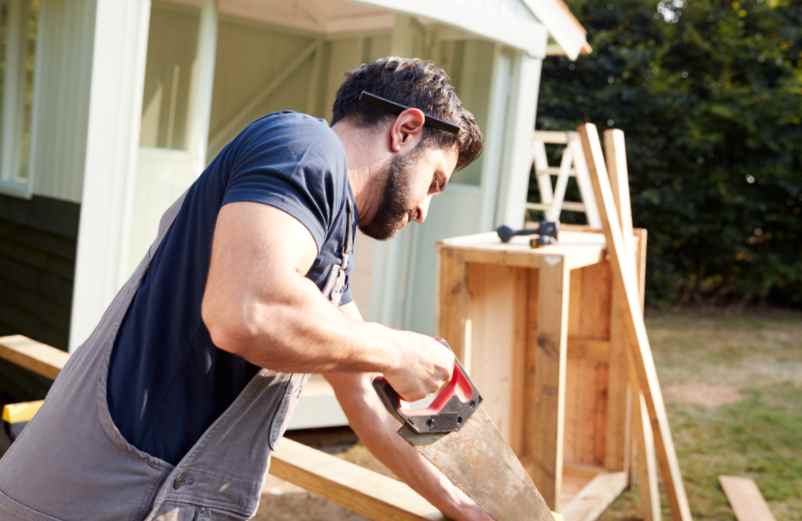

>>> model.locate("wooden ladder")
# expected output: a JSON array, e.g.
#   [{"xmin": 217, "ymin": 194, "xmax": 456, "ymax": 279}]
[{"xmin": 527, "ymin": 130, "xmax": 601, "ymax": 227}]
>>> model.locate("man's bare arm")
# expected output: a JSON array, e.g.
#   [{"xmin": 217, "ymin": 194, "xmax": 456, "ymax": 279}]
[
  {"xmin": 201, "ymin": 202, "xmax": 453, "ymax": 400},
  {"xmin": 324, "ymin": 302, "xmax": 493, "ymax": 521}
]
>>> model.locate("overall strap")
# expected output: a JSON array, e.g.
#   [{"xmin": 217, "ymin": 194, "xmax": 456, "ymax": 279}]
[{"xmin": 341, "ymin": 197, "xmax": 354, "ymax": 271}]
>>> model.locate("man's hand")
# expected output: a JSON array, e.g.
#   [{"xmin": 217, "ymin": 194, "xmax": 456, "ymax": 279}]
[
  {"xmin": 384, "ymin": 332, "xmax": 455, "ymax": 401},
  {"xmin": 327, "ymin": 303, "xmax": 496, "ymax": 521}
]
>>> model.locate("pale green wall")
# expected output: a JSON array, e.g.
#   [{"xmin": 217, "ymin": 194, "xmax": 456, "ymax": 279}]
[
  {"xmin": 31, "ymin": 0, "xmax": 96, "ymax": 203},
  {"xmin": 140, "ymin": 3, "xmax": 397, "ymax": 157},
  {"xmin": 139, "ymin": 3, "xmax": 497, "ymax": 187}
]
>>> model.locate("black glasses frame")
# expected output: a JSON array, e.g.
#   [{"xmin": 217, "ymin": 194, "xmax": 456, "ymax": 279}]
[{"xmin": 358, "ymin": 90, "xmax": 460, "ymax": 135}]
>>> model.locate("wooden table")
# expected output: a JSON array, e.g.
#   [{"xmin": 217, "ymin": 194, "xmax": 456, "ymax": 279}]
[{"xmin": 437, "ymin": 225, "xmax": 647, "ymax": 520}]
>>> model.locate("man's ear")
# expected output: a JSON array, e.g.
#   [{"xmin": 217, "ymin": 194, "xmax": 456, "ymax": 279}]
[{"xmin": 389, "ymin": 108, "xmax": 425, "ymax": 152}]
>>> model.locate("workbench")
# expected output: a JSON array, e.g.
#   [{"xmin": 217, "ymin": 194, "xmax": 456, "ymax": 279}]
[{"xmin": 437, "ymin": 225, "xmax": 647, "ymax": 520}]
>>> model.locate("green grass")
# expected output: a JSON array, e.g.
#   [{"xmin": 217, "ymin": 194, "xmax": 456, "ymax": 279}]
[{"xmin": 602, "ymin": 308, "xmax": 802, "ymax": 521}]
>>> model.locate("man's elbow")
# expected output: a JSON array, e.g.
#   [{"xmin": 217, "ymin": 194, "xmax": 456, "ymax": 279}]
[{"xmin": 201, "ymin": 295, "xmax": 263, "ymax": 356}]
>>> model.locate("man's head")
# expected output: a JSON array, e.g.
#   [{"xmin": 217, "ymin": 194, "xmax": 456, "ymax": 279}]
[{"xmin": 331, "ymin": 57, "xmax": 483, "ymax": 239}]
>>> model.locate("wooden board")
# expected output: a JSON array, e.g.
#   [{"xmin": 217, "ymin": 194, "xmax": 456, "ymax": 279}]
[
  {"xmin": 604, "ymin": 128, "xmax": 660, "ymax": 521},
  {"xmin": 526, "ymin": 258, "xmax": 571, "ymax": 509},
  {"xmin": 719, "ymin": 476, "xmax": 776, "ymax": 521},
  {"xmin": 2, "ymin": 400, "xmax": 44, "ymax": 424},
  {"xmin": 565, "ymin": 262, "xmax": 612, "ymax": 467},
  {"xmin": 0, "ymin": 335, "xmax": 68, "ymax": 379},
  {"xmin": 561, "ymin": 471, "xmax": 628, "ymax": 521},
  {"xmin": 578, "ymin": 123, "xmax": 693, "ymax": 521},
  {"xmin": 270, "ymin": 438, "xmax": 446, "ymax": 521},
  {"xmin": 464, "ymin": 263, "xmax": 528, "ymax": 454}
]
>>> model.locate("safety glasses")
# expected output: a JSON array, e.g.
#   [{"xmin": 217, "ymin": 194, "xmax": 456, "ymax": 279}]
[{"xmin": 358, "ymin": 90, "xmax": 460, "ymax": 135}]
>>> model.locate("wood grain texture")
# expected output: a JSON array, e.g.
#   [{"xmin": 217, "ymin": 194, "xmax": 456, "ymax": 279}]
[
  {"xmin": 604, "ymin": 128, "xmax": 660, "ymax": 520},
  {"xmin": 465, "ymin": 263, "xmax": 528, "ymax": 454},
  {"xmin": 271, "ymin": 438, "xmax": 446, "ymax": 521},
  {"xmin": 604, "ymin": 128, "xmax": 633, "ymax": 474},
  {"xmin": 527, "ymin": 258, "xmax": 571, "ymax": 509},
  {"xmin": 437, "ymin": 247, "xmax": 470, "ymax": 363},
  {"xmin": 0, "ymin": 335, "xmax": 68, "ymax": 379},
  {"xmin": 561, "ymin": 471, "xmax": 628, "ymax": 521},
  {"xmin": 579, "ymin": 123, "xmax": 693, "ymax": 521},
  {"xmin": 719, "ymin": 476, "xmax": 776, "ymax": 521}
]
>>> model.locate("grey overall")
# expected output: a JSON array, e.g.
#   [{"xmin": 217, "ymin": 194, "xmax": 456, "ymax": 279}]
[{"xmin": 0, "ymin": 192, "xmax": 354, "ymax": 521}]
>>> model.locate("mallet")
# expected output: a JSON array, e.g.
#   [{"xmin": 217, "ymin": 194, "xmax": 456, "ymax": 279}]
[{"xmin": 495, "ymin": 221, "xmax": 559, "ymax": 248}]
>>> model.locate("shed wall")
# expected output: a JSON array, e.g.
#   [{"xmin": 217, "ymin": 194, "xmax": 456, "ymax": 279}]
[{"xmin": 30, "ymin": 0, "xmax": 96, "ymax": 203}]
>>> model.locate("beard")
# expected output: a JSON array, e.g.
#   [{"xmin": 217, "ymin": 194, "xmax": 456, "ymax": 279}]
[{"xmin": 359, "ymin": 151, "xmax": 416, "ymax": 240}]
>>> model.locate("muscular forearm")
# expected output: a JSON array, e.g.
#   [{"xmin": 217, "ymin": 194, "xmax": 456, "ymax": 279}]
[
  {"xmin": 204, "ymin": 274, "xmax": 401, "ymax": 374},
  {"xmin": 327, "ymin": 372, "xmax": 478, "ymax": 520}
]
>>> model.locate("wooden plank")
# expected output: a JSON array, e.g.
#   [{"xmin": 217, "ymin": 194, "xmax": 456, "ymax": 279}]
[
  {"xmin": 630, "ymin": 238, "xmax": 661, "ymax": 520},
  {"xmin": 578, "ymin": 123, "xmax": 693, "ymax": 521},
  {"xmin": 565, "ymin": 261, "xmax": 611, "ymax": 467},
  {"xmin": 270, "ymin": 438, "xmax": 446, "ymax": 521},
  {"xmin": 2, "ymin": 400, "xmax": 44, "ymax": 424},
  {"xmin": 436, "ymin": 247, "xmax": 470, "ymax": 364},
  {"xmin": 464, "ymin": 263, "xmax": 527, "ymax": 454},
  {"xmin": 526, "ymin": 258, "xmax": 571, "ymax": 509},
  {"xmin": 604, "ymin": 128, "xmax": 660, "ymax": 520},
  {"xmin": 567, "ymin": 338, "xmax": 609, "ymax": 363},
  {"xmin": 438, "ymin": 230, "xmax": 606, "ymax": 272},
  {"xmin": 561, "ymin": 471, "xmax": 628, "ymax": 521},
  {"xmin": 632, "ymin": 393, "xmax": 661, "ymax": 521},
  {"xmin": 604, "ymin": 129, "xmax": 633, "ymax": 473},
  {"xmin": 0, "ymin": 335, "xmax": 68, "ymax": 379},
  {"xmin": 719, "ymin": 476, "xmax": 776, "ymax": 521}
]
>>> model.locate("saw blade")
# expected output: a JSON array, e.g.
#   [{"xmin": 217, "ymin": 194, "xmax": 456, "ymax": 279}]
[{"xmin": 400, "ymin": 408, "xmax": 553, "ymax": 521}]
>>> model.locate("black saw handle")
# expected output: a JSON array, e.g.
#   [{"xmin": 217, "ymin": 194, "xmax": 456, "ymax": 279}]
[{"xmin": 373, "ymin": 354, "xmax": 482, "ymax": 435}]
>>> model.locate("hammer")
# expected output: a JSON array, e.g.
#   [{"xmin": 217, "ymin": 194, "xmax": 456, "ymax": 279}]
[{"xmin": 496, "ymin": 221, "xmax": 559, "ymax": 248}]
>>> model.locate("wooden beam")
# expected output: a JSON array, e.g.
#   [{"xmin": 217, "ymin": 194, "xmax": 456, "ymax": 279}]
[
  {"xmin": 0, "ymin": 335, "xmax": 68, "ymax": 379},
  {"xmin": 437, "ymin": 247, "xmax": 471, "ymax": 364},
  {"xmin": 578, "ymin": 123, "xmax": 693, "ymax": 521},
  {"xmin": 270, "ymin": 438, "xmax": 446, "ymax": 521},
  {"xmin": 526, "ymin": 258, "xmax": 570, "ymax": 509},
  {"xmin": 2, "ymin": 400, "xmax": 44, "ymax": 424},
  {"xmin": 603, "ymin": 129, "xmax": 661, "ymax": 521},
  {"xmin": 561, "ymin": 471, "xmax": 628, "ymax": 521},
  {"xmin": 719, "ymin": 476, "xmax": 776, "ymax": 521}
]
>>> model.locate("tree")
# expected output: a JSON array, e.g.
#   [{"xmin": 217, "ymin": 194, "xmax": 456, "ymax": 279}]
[{"xmin": 538, "ymin": 0, "xmax": 802, "ymax": 306}]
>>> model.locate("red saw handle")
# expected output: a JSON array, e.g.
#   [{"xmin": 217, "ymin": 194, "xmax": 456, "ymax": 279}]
[{"xmin": 372, "ymin": 356, "xmax": 482, "ymax": 435}]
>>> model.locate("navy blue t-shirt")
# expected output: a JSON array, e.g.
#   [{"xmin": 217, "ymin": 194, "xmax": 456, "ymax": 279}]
[{"xmin": 108, "ymin": 111, "xmax": 356, "ymax": 465}]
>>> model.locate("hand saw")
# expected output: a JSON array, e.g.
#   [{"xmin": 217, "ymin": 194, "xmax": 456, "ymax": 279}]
[{"xmin": 373, "ymin": 357, "xmax": 554, "ymax": 520}]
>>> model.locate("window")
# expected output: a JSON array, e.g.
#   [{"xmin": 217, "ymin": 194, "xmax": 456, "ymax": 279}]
[{"xmin": 0, "ymin": 0, "xmax": 38, "ymax": 198}]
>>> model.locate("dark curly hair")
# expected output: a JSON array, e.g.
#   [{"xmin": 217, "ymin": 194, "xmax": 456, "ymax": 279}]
[{"xmin": 331, "ymin": 57, "xmax": 483, "ymax": 171}]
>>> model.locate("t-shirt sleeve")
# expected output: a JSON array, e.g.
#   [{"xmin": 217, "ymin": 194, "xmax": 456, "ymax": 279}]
[{"xmin": 222, "ymin": 141, "xmax": 334, "ymax": 252}]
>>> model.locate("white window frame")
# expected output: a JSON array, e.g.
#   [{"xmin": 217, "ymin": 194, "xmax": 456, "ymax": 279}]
[{"xmin": 0, "ymin": 0, "xmax": 38, "ymax": 199}]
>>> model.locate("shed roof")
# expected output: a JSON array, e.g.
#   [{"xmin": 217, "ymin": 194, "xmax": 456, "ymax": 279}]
[{"xmin": 169, "ymin": 0, "xmax": 590, "ymax": 59}]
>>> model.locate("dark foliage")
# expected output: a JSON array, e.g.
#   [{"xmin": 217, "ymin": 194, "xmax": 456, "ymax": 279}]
[{"xmin": 537, "ymin": 0, "xmax": 802, "ymax": 306}]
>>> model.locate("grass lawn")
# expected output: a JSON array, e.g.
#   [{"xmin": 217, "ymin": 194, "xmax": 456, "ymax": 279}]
[{"xmin": 602, "ymin": 308, "xmax": 802, "ymax": 521}]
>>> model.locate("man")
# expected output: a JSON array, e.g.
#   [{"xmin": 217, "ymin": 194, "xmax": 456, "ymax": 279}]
[{"xmin": 0, "ymin": 57, "xmax": 490, "ymax": 521}]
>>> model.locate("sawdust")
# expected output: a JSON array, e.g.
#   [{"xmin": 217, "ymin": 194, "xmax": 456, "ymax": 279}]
[{"xmin": 664, "ymin": 382, "xmax": 741, "ymax": 407}]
